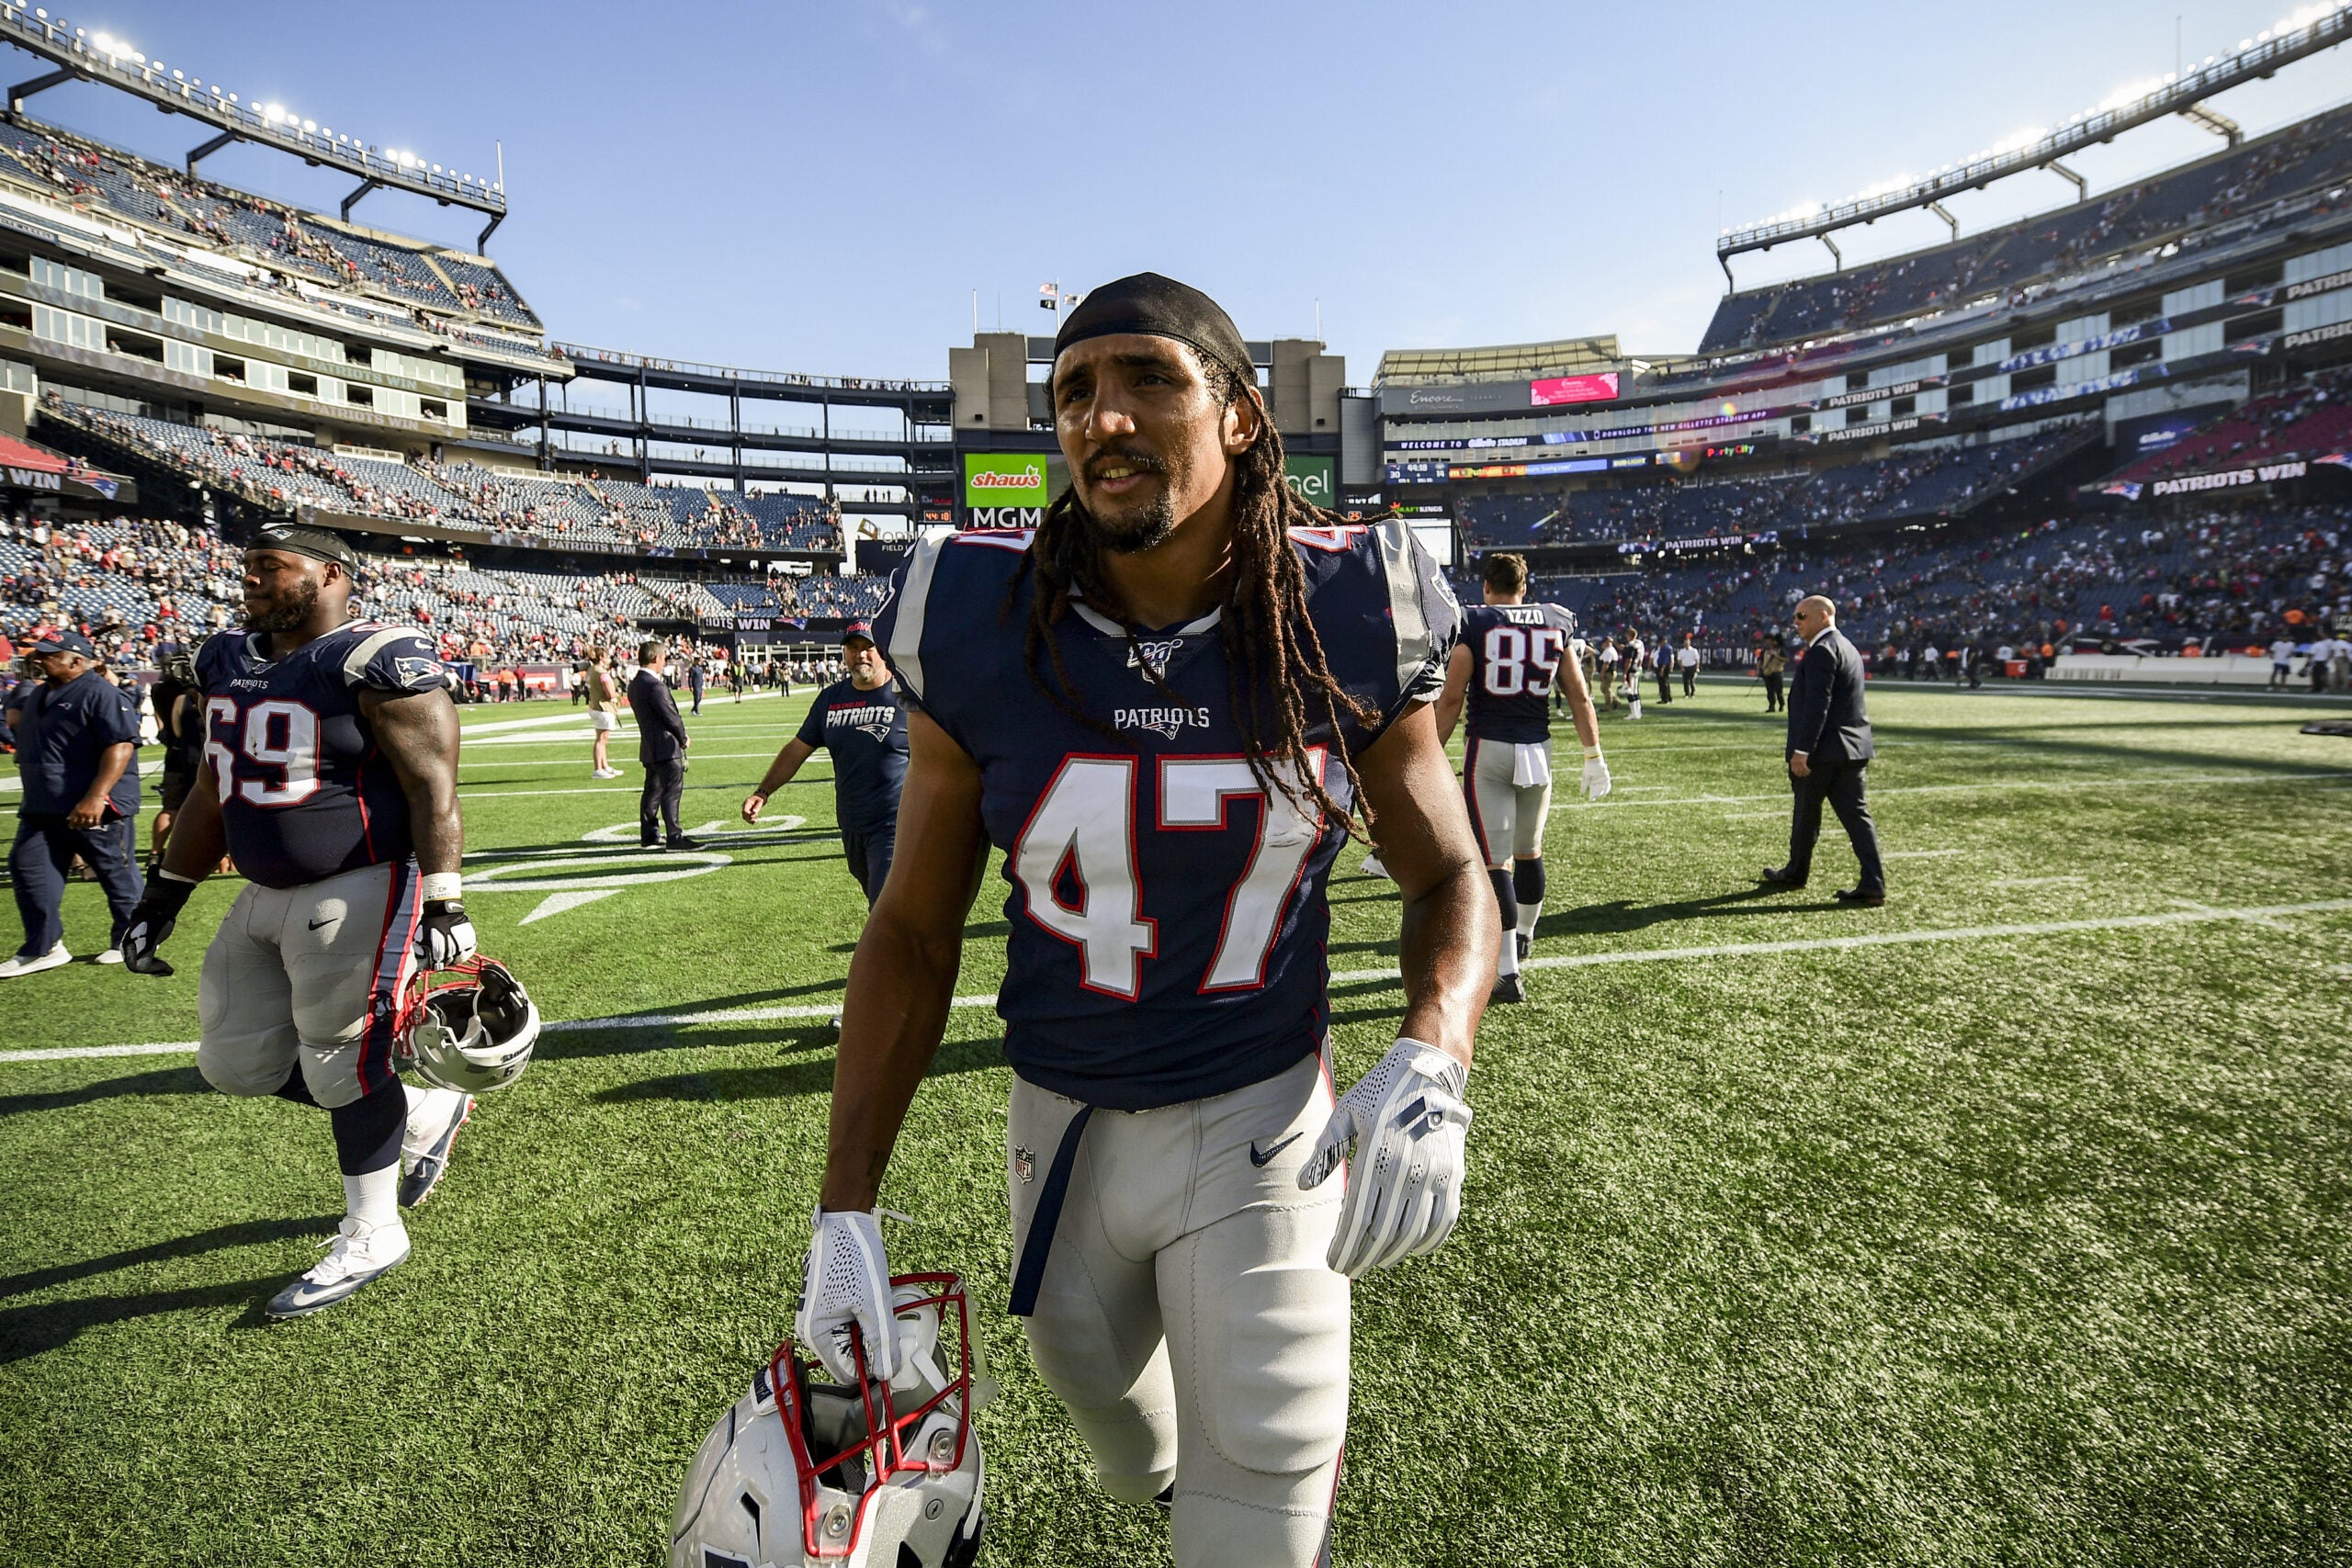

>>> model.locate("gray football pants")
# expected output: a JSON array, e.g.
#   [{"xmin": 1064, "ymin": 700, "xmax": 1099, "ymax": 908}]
[
  {"xmin": 1463, "ymin": 735, "xmax": 1551, "ymax": 868},
  {"xmin": 1009, "ymin": 1052, "xmax": 1346, "ymax": 1568}
]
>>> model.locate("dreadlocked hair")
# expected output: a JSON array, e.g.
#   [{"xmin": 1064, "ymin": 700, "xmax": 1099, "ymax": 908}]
[{"xmin": 1005, "ymin": 367, "xmax": 1386, "ymax": 840}]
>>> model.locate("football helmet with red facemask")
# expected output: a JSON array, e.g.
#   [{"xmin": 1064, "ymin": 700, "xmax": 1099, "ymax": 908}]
[
  {"xmin": 671, "ymin": 1273, "xmax": 990, "ymax": 1568},
  {"xmin": 398, "ymin": 956, "xmax": 539, "ymax": 1095}
]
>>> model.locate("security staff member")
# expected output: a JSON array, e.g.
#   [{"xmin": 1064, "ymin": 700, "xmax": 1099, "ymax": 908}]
[
  {"xmin": 628, "ymin": 638, "xmax": 696, "ymax": 850},
  {"xmin": 1762, "ymin": 595, "xmax": 1885, "ymax": 906},
  {"xmin": 3, "ymin": 628, "xmax": 143, "ymax": 976}
]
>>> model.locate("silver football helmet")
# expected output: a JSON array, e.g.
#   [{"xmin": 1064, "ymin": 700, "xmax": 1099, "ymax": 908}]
[
  {"xmin": 400, "ymin": 956, "xmax": 538, "ymax": 1095},
  {"xmin": 672, "ymin": 1273, "xmax": 989, "ymax": 1568}
]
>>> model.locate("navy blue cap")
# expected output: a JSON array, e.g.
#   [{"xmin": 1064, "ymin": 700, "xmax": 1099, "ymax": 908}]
[
  {"xmin": 841, "ymin": 620, "xmax": 876, "ymax": 645},
  {"xmin": 32, "ymin": 628, "xmax": 95, "ymax": 658}
]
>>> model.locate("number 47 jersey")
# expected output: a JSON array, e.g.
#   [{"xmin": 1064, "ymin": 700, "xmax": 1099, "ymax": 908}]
[
  {"xmin": 196, "ymin": 623, "xmax": 448, "ymax": 890},
  {"xmin": 876, "ymin": 520, "xmax": 1459, "ymax": 1112}
]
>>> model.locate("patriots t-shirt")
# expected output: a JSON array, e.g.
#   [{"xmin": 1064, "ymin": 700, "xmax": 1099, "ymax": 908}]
[
  {"xmin": 876, "ymin": 519, "xmax": 1458, "ymax": 1111},
  {"xmin": 1462, "ymin": 602, "xmax": 1578, "ymax": 745},
  {"xmin": 793, "ymin": 677, "xmax": 909, "ymax": 836},
  {"xmin": 195, "ymin": 622, "xmax": 447, "ymax": 889}
]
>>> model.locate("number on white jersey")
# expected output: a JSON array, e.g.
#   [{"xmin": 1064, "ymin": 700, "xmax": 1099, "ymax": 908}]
[{"xmin": 1481, "ymin": 625, "xmax": 1564, "ymax": 697}]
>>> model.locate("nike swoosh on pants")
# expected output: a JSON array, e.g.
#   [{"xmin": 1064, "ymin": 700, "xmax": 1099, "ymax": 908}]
[{"xmin": 1250, "ymin": 1132, "xmax": 1303, "ymax": 1167}]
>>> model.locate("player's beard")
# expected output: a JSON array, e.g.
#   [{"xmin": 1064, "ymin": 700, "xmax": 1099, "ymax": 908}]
[
  {"xmin": 1083, "ymin": 448, "xmax": 1185, "ymax": 556},
  {"xmin": 243, "ymin": 575, "xmax": 319, "ymax": 633}
]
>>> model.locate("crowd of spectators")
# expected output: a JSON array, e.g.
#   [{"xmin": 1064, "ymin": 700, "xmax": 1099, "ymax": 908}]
[
  {"xmin": 1503, "ymin": 503, "xmax": 2346, "ymax": 660},
  {"xmin": 1459, "ymin": 428, "xmax": 2086, "ymax": 547},
  {"xmin": 0, "ymin": 513, "xmax": 894, "ymax": 680},
  {"xmin": 1701, "ymin": 104, "xmax": 2352, "ymax": 352},
  {"xmin": 0, "ymin": 117, "xmax": 544, "ymax": 331},
  {"xmin": 40, "ymin": 395, "xmax": 845, "ymax": 557},
  {"xmin": 2109, "ymin": 367, "xmax": 2352, "ymax": 485}
]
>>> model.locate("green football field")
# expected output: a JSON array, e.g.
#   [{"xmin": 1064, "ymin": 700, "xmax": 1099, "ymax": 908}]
[{"xmin": 3, "ymin": 680, "xmax": 2349, "ymax": 1567}]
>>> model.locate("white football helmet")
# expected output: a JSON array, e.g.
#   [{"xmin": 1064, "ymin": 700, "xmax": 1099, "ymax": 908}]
[
  {"xmin": 399, "ymin": 956, "xmax": 538, "ymax": 1095},
  {"xmin": 672, "ymin": 1273, "xmax": 990, "ymax": 1568}
]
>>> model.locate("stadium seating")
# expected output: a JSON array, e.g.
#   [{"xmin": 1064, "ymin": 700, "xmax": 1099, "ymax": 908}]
[
  {"xmin": 2106, "ymin": 367, "xmax": 2352, "ymax": 485},
  {"xmin": 0, "ymin": 117, "xmax": 542, "ymax": 332},
  {"xmin": 40, "ymin": 396, "xmax": 844, "ymax": 556},
  {"xmin": 1, "ymin": 514, "xmax": 887, "ymax": 674},
  {"xmin": 1700, "ymin": 104, "xmax": 2352, "ymax": 352}
]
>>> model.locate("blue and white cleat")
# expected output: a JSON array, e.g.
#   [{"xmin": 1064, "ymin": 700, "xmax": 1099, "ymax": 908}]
[
  {"xmin": 399, "ymin": 1090, "xmax": 474, "ymax": 1208},
  {"xmin": 266, "ymin": 1216, "xmax": 410, "ymax": 1320}
]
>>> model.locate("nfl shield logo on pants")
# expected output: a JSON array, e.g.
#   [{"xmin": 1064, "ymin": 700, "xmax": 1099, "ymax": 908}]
[{"xmin": 1013, "ymin": 1145, "xmax": 1035, "ymax": 1184}]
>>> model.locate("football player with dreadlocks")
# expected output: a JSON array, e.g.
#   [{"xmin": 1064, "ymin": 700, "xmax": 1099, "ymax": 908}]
[{"xmin": 791, "ymin": 275, "xmax": 1496, "ymax": 1567}]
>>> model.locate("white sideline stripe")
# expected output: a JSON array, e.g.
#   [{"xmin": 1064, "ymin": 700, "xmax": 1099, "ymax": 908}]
[
  {"xmin": 1326, "ymin": 897, "xmax": 2352, "ymax": 983},
  {"xmin": 1566, "ymin": 769, "xmax": 2352, "ymax": 809},
  {"xmin": 17, "ymin": 897, "xmax": 2352, "ymax": 1064},
  {"xmin": 1, "ymin": 1041, "xmax": 198, "ymax": 1063}
]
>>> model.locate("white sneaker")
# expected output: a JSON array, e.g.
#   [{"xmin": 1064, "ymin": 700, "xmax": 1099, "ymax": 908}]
[
  {"xmin": 0, "ymin": 943, "xmax": 71, "ymax": 978},
  {"xmin": 265, "ymin": 1215, "xmax": 411, "ymax": 1319},
  {"xmin": 592, "ymin": 767, "xmax": 622, "ymax": 779},
  {"xmin": 95, "ymin": 948, "xmax": 124, "ymax": 964},
  {"xmin": 400, "ymin": 1088, "xmax": 474, "ymax": 1208},
  {"xmin": 1359, "ymin": 853, "xmax": 1391, "ymax": 879}
]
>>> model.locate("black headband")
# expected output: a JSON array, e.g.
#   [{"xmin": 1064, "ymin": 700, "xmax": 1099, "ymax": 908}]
[
  {"xmin": 250, "ymin": 524, "xmax": 360, "ymax": 571},
  {"xmin": 1052, "ymin": 272, "xmax": 1255, "ymax": 389}
]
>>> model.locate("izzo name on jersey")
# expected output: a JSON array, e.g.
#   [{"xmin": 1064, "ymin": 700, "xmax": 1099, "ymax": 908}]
[{"xmin": 1114, "ymin": 705, "xmax": 1212, "ymax": 739}]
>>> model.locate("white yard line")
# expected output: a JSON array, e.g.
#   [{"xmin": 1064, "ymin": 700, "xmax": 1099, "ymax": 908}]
[
  {"xmin": 1885, "ymin": 849, "xmax": 1969, "ymax": 858},
  {"xmin": 13, "ymin": 897, "xmax": 2350, "ymax": 1064},
  {"xmin": 1569, "ymin": 769, "xmax": 2352, "ymax": 810}
]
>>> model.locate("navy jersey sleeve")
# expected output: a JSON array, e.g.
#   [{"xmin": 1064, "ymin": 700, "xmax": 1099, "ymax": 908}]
[
  {"xmin": 876, "ymin": 529, "xmax": 1033, "ymax": 754},
  {"xmin": 793, "ymin": 691, "xmax": 829, "ymax": 749},
  {"xmin": 336, "ymin": 625, "xmax": 446, "ymax": 695}
]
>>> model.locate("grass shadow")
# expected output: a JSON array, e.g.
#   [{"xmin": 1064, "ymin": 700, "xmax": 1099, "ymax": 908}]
[
  {"xmin": 592, "ymin": 1035, "xmax": 1006, "ymax": 1105},
  {"xmin": 0, "ymin": 1215, "xmax": 337, "ymax": 1301},
  {"xmin": 0, "ymin": 1065, "xmax": 209, "ymax": 1118},
  {"xmin": 0, "ymin": 1275, "xmax": 288, "ymax": 1361}
]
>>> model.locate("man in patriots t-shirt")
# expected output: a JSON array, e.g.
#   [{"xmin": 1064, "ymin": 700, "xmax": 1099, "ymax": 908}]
[{"xmin": 741, "ymin": 619, "xmax": 909, "ymax": 905}]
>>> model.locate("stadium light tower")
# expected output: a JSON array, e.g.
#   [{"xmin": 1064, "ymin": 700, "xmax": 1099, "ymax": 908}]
[
  {"xmin": 1714, "ymin": 1, "xmax": 2352, "ymax": 288},
  {"xmin": 0, "ymin": 7, "xmax": 511, "ymax": 251}
]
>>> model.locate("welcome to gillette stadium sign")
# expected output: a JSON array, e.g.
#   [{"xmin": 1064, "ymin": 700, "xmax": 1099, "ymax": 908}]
[{"xmin": 963, "ymin": 453, "xmax": 1050, "ymax": 529}]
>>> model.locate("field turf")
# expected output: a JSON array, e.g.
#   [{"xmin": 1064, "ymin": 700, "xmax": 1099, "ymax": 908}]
[{"xmin": 2, "ymin": 679, "xmax": 2348, "ymax": 1566}]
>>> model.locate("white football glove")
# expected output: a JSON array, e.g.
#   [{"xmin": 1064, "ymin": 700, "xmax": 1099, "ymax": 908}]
[
  {"xmin": 795, "ymin": 1206, "xmax": 899, "ymax": 1383},
  {"xmin": 415, "ymin": 900, "xmax": 478, "ymax": 968},
  {"xmin": 1580, "ymin": 754, "xmax": 1612, "ymax": 800},
  {"xmin": 1298, "ymin": 1039, "xmax": 1472, "ymax": 1277}
]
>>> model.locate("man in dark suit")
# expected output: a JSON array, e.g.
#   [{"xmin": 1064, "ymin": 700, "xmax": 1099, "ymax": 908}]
[
  {"xmin": 1762, "ymin": 596, "xmax": 1885, "ymax": 905},
  {"xmin": 628, "ymin": 639, "xmax": 698, "ymax": 851}
]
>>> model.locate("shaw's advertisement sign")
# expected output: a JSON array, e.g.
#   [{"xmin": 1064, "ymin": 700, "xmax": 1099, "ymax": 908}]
[
  {"xmin": 1283, "ymin": 455, "xmax": 1336, "ymax": 509},
  {"xmin": 963, "ymin": 453, "xmax": 1051, "ymax": 529}
]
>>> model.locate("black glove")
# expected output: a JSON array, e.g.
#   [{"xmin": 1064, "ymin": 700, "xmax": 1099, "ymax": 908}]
[
  {"xmin": 122, "ymin": 874, "xmax": 198, "ymax": 976},
  {"xmin": 416, "ymin": 899, "xmax": 478, "ymax": 968}
]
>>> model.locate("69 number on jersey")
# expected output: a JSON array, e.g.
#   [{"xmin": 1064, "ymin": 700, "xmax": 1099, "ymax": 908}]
[
  {"xmin": 1014, "ymin": 750, "xmax": 1329, "ymax": 998},
  {"xmin": 204, "ymin": 696, "xmax": 322, "ymax": 806}
]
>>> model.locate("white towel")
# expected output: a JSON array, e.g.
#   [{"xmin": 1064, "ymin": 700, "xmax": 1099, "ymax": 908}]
[{"xmin": 1511, "ymin": 742, "xmax": 1552, "ymax": 790}]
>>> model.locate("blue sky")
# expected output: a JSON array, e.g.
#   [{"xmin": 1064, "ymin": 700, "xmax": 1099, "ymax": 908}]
[{"xmin": 19, "ymin": 1, "xmax": 2352, "ymax": 386}]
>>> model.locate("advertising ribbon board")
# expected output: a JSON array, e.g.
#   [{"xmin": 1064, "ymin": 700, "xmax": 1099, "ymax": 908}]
[
  {"xmin": 1283, "ymin": 455, "xmax": 1336, "ymax": 509},
  {"xmin": 962, "ymin": 453, "xmax": 1053, "ymax": 529}
]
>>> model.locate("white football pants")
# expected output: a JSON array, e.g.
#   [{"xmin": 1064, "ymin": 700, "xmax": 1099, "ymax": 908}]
[{"xmin": 1008, "ymin": 1051, "xmax": 1346, "ymax": 1568}]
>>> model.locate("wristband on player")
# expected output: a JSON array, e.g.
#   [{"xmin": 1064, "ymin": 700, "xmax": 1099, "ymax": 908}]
[
  {"xmin": 420, "ymin": 872, "xmax": 464, "ymax": 903},
  {"xmin": 1582, "ymin": 744, "xmax": 1603, "ymax": 761}
]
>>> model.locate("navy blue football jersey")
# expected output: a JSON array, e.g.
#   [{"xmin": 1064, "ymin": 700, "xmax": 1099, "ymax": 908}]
[
  {"xmin": 876, "ymin": 521, "xmax": 1458, "ymax": 1111},
  {"xmin": 1462, "ymin": 603, "xmax": 1577, "ymax": 745},
  {"xmin": 794, "ymin": 677, "xmax": 910, "ymax": 836},
  {"xmin": 196, "ymin": 622, "xmax": 447, "ymax": 889}
]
